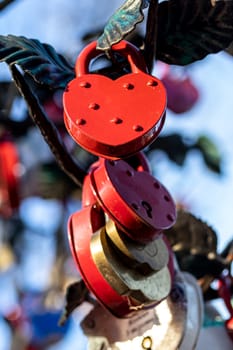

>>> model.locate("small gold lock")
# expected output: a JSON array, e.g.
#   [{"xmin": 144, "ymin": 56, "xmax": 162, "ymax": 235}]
[
  {"xmin": 105, "ymin": 220, "xmax": 169, "ymax": 272},
  {"xmin": 90, "ymin": 221, "xmax": 171, "ymax": 305}
]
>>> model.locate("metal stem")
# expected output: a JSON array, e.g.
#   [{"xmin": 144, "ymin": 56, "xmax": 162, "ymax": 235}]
[
  {"xmin": 144, "ymin": 0, "xmax": 159, "ymax": 73},
  {"xmin": 11, "ymin": 65, "xmax": 87, "ymax": 188}
]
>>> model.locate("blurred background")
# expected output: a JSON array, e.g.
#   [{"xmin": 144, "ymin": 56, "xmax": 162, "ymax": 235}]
[{"xmin": 0, "ymin": 0, "xmax": 232, "ymax": 349}]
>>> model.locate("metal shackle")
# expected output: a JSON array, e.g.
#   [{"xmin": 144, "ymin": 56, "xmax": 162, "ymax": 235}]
[{"xmin": 75, "ymin": 40, "xmax": 148, "ymax": 77}]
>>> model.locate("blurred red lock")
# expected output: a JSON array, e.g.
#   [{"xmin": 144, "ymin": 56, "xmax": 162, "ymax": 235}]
[
  {"xmin": 0, "ymin": 140, "xmax": 20, "ymax": 217},
  {"xmin": 160, "ymin": 63, "xmax": 199, "ymax": 114},
  {"xmin": 218, "ymin": 275, "xmax": 233, "ymax": 343}
]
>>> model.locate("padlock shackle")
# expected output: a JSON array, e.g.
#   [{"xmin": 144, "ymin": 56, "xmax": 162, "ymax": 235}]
[{"xmin": 75, "ymin": 40, "xmax": 148, "ymax": 77}]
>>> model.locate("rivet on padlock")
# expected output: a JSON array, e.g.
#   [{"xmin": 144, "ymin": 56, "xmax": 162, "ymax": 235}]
[
  {"xmin": 63, "ymin": 40, "xmax": 167, "ymax": 159},
  {"xmin": 90, "ymin": 158, "xmax": 176, "ymax": 242}
]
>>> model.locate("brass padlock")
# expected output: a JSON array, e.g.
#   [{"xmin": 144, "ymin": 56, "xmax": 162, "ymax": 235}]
[
  {"xmin": 90, "ymin": 220, "xmax": 172, "ymax": 305},
  {"xmin": 105, "ymin": 220, "xmax": 169, "ymax": 272}
]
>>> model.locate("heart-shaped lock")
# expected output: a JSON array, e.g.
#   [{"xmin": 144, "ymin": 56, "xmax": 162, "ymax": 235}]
[{"xmin": 63, "ymin": 40, "xmax": 167, "ymax": 159}]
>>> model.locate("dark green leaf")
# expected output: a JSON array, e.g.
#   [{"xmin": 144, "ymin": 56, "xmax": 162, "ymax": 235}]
[
  {"xmin": 226, "ymin": 40, "xmax": 233, "ymax": 55},
  {"xmin": 165, "ymin": 210, "xmax": 218, "ymax": 255},
  {"xmin": 157, "ymin": 0, "xmax": 233, "ymax": 65},
  {"xmin": 0, "ymin": 0, "xmax": 16, "ymax": 12},
  {"xmin": 147, "ymin": 134, "xmax": 191, "ymax": 166},
  {"xmin": 97, "ymin": 0, "xmax": 150, "ymax": 50},
  {"xmin": 59, "ymin": 280, "xmax": 89, "ymax": 325},
  {"xmin": 0, "ymin": 35, "xmax": 75, "ymax": 88},
  {"xmin": 195, "ymin": 135, "xmax": 222, "ymax": 174}
]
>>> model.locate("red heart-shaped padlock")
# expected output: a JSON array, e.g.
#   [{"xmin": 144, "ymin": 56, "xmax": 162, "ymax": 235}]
[{"xmin": 63, "ymin": 40, "xmax": 167, "ymax": 159}]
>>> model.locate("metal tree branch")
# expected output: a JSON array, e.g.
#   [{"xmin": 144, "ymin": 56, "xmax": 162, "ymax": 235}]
[
  {"xmin": 144, "ymin": 0, "xmax": 158, "ymax": 72},
  {"xmin": 0, "ymin": 0, "xmax": 16, "ymax": 11},
  {"xmin": 10, "ymin": 65, "xmax": 87, "ymax": 188}
]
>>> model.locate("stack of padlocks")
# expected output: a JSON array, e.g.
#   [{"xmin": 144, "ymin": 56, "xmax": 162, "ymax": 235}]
[{"xmin": 63, "ymin": 40, "xmax": 203, "ymax": 349}]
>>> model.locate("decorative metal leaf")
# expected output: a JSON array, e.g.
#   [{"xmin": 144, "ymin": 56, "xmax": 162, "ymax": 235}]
[
  {"xmin": 146, "ymin": 133, "xmax": 191, "ymax": 166},
  {"xmin": 97, "ymin": 0, "xmax": 150, "ymax": 50},
  {"xmin": 165, "ymin": 210, "xmax": 228, "ymax": 280},
  {"xmin": 165, "ymin": 210, "xmax": 218, "ymax": 256},
  {"xmin": 195, "ymin": 135, "xmax": 222, "ymax": 174},
  {"xmin": 157, "ymin": 0, "xmax": 233, "ymax": 65},
  {"xmin": 0, "ymin": 35, "xmax": 74, "ymax": 88},
  {"xmin": 147, "ymin": 133, "xmax": 222, "ymax": 174},
  {"xmin": 226, "ymin": 40, "xmax": 233, "ymax": 55},
  {"xmin": 0, "ymin": 0, "xmax": 16, "ymax": 12},
  {"xmin": 59, "ymin": 280, "xmax": 89, "ymax": 326}
]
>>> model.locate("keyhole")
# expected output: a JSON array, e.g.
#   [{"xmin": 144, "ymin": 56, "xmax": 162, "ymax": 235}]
[{"xmin": 141, "ymin": 201, "xmax": 153, "ymax": 219}]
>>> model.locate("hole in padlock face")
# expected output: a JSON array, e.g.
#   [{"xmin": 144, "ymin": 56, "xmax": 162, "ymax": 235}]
[
  {"xmin": 167, "ymin": 213, "xmax": 174, "ymax": 222},
  {"xmin": 141, "ymin": 201, "xmax": 153, "ymax": 219},
  {"xmin": 126, "ymin": 169, "xmax": 134, "ymax": 177},
  {"xmin": 131, "ymin": 201, "xmax": 153, "ymax": 219},
  {"xmin": 164, "ymin": 195, "xmax": 170, "ymax": 202},
  {"xmin": 86, "ymin": 318, "xmax": 96, "ymax": 329},
  {"xmin": 132, "ymin": 203, "xmax": 139, "ymax": 210}
]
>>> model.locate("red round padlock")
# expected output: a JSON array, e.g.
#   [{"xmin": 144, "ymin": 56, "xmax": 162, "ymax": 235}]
[
  {"xmin": 90, "ymin": 158, "xmax": 176, "ymax": 242},
  {"xmin": 82, "ymin": 152, "xmax": 150, "ymax": 208},
  {"xmin": 68, "ymin": 205, "xmax": 145, "ymax": 317},
  {"xmin": 63, "ymin": 40, "xmax": 167, "ymax": 159},
  {"xmin": 68, "ymin": 204, "xmax": 175, "ymax": 317}
]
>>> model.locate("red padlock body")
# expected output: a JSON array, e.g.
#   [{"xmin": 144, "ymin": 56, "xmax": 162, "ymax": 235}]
[
  {"xmin": 125, "ymin": 152, "xmax": 151, "ymax": 173},
  {"xmin": 63, "ymin": 40, "xmax": 167, "ymax": 159},
  {"xmin": 68, "ymin": 205, "xmax": 145, "ymax": 317},
  {"xmin": 0, "ymin": 140, "xmax": 20, "ymax": 217},
  {"xmin": 82, "ymin": 152, "xmax": 150, "ymax": 208},
  {"xmin": 82, "ymin": 164, "xmax": 99, "ymax": 208},
  {"xmin": 226, "ymin": 318, "xmax": 233, "ymax": 342},
  {"xmin": 90, "ymin": 159, "xmax": 176, "ymax": 242}
]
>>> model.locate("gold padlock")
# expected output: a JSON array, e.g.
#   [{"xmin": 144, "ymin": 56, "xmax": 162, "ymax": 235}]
[
  {"xmin": 105, "ymin": 220, "xmax": 169, "ymax": 272},
  {"xmin": 90, "ymin": 222, "xmax": 171, "ymax": 304}
]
